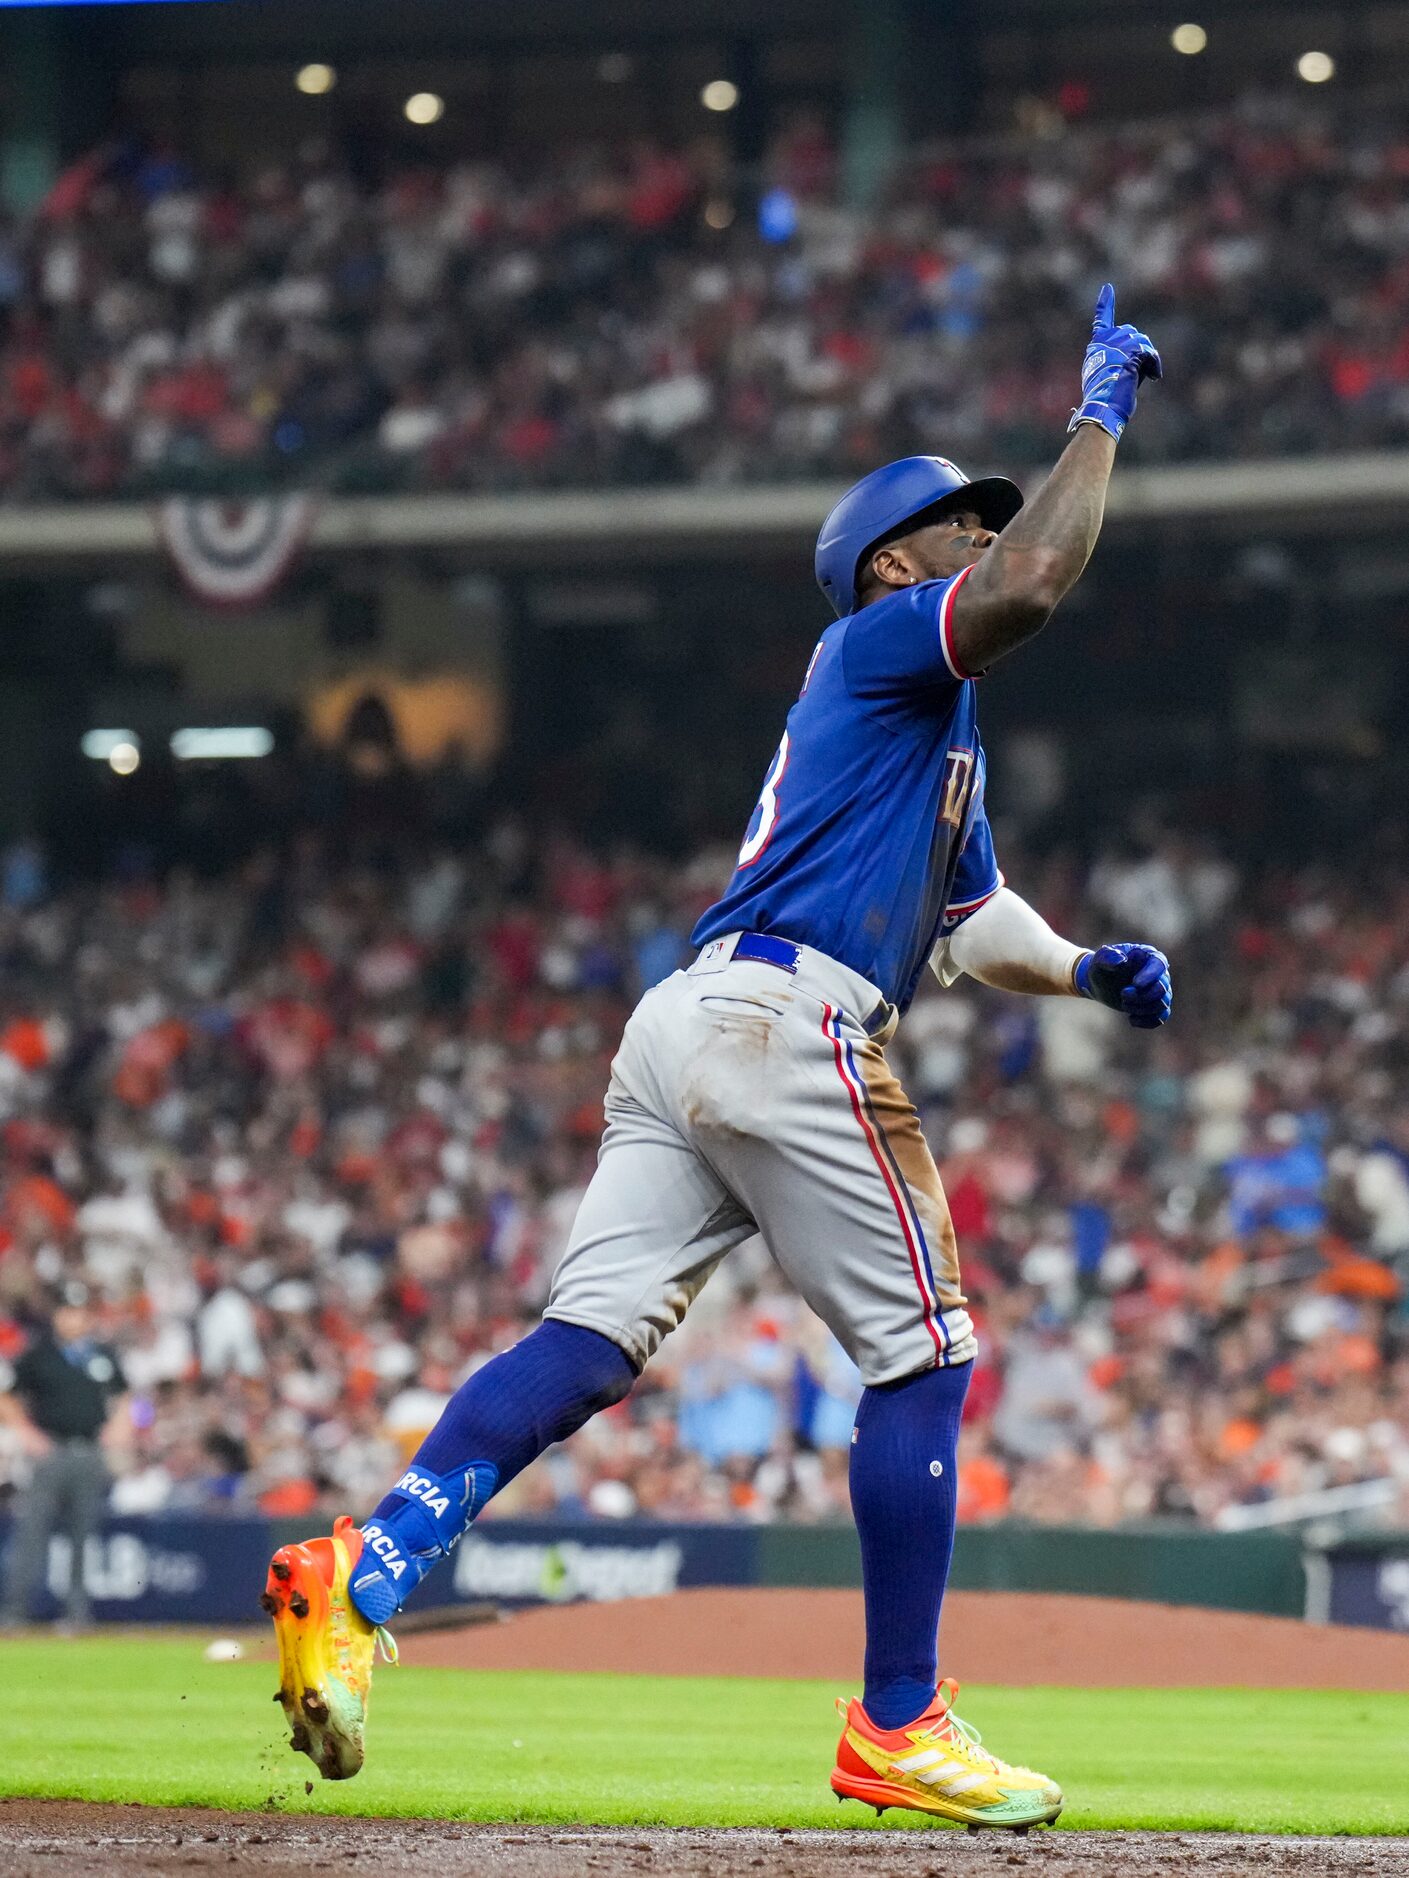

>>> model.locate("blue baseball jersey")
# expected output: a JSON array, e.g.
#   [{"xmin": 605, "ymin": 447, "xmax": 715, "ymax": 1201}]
[{"xmin": 693, "ymin": 565, "xmax": 1003, "ymax": 1013}]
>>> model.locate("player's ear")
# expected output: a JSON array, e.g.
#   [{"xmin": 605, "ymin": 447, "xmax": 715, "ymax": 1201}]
[{"xmin": 868, "ymin": 542, "xmax": 915, "ymax": 594}]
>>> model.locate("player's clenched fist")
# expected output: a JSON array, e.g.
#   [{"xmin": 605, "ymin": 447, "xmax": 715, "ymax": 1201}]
[
  {"xmin": 1075, "ymin": 942, "xmax": 1173, "ymax": 1029},
  {"xmin": 1068, "ymin": 283, "xmax": 1162, "ymax": 443}
]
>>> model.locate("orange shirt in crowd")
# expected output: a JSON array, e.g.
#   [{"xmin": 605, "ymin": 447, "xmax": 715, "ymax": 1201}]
[
  {"xmin": 0, "ymin": 1017, "xmax": 50, "ymax": 1073},
  {"xmin": 956, "ymin": 1453, "xmax": 1011, "ymax": 1523}
]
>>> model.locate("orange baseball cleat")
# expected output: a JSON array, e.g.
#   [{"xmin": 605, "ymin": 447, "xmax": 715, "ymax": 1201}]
[
  {"xmin": 261, "ymin": 1515, "xmax": 396, "ymax": 1781},
  {"xmin": 831, "ymin": 1678, "xmax": 1062, "ymax": 1830}
]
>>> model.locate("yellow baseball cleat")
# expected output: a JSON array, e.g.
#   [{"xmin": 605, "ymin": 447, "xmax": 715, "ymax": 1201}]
[
  {"xmin": 831, "ymin": 1678, "xmax": 1062, "ymax": 1831},
  {"xmin": 261, "ymin": 1514, "xmax": 397, "ymax": 1781}
]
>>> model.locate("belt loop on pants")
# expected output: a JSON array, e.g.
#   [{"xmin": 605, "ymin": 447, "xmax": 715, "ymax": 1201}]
[{"xmin": 862, "ymin": 997, "xmax": 898, "ymax": 1041}]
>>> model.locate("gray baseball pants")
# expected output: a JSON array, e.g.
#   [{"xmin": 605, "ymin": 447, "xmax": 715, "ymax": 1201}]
[{"xmin": 547, "ymin": 931, "xmax": 975, "ymax": 1386}]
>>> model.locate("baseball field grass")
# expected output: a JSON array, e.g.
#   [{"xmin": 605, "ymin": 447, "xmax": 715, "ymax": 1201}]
[{"xmin": 3, "ymin": 1635, "xmax": 1407, "ymax": 1835}]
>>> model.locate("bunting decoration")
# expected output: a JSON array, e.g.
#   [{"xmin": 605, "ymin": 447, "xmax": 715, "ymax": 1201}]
[{"xmin": 154, "ymin": 495, "xmax": 318, "ymax": 609}]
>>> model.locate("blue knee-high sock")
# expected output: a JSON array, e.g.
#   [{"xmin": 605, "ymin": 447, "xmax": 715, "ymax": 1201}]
[
  {"xmin": 849, "ymin": 1360, "xmax": 972, "ymax": 1730},
  {"xmin": 349, "ymin": 1320, "xmax": 636, "ymax": 1624}
]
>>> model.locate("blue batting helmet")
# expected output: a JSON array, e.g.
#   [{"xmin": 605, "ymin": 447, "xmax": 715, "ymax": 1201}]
[{"xmin": 814, "ymin": 455, "xmax": 1025, "ymax": 617}]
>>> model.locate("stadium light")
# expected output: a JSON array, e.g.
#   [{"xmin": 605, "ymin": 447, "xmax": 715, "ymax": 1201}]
[
  {"xmin": 295, "ymin": 63, "xmax": 336, "ymax": 95},
  {"xmin": 703, "ymin": 198, "xmax": 735, "ymax": 230},
  {"xmin": 1170, "ymin": 23, "xmax": 1207, "ymax": 55},
  {"xmin": 81, "ymin": 729, "xmax": 139, "ymax": 762},
  {"xmin": 701, "ymin": 79, "xmax": 739, "ymax": 113},
  {"xmin": 404, "ymin": 92, "xmax": 445, "ymax": 125},
  {"xmin": 1296, "ymin": 50, "xmax": 1335, "ymax": 83},
  {"xmin": 171, "ymin": 728, "xmax": 275, "ymax": 761},
  {"xmin": 108, "ymin": 743, "xmax": 140, "ymax": 777}
]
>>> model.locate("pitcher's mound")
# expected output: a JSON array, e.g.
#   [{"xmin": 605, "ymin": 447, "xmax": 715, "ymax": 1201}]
[{"xmin": 412, "ymin": 1587, "xmax": 1409, "ymax": 1690}]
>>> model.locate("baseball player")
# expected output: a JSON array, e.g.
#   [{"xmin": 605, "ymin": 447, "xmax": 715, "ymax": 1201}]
[{"xmin": 263, "ymin": 286, "xmax": 1172, "ymax": 1828}]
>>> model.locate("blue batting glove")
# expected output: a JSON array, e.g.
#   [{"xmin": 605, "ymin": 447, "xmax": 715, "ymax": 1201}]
[
  {"xmin": 1075, "ymin": 942, "xmax": 1172, "ymax": 1030},
  {"xmin": 1068, "ymin": 284, "xmax": 1163, "ymax": 442}
]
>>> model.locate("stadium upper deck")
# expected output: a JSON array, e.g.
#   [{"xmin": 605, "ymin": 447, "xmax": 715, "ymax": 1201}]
[{"xmin": 3, "ymin": 94, "xmax": 1409, "ymax": 505}]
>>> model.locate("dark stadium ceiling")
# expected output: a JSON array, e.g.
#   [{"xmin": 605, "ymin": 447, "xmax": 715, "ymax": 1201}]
[
  {"xmin": 18, "ymin": 0, "xmax": 1404, "ymax": 153},
  {"xmin": 81, "ymin": 0, "xmax": 842, "ymax": 54},
  {"xmin": 28, "ymin": 0, "xmax": 1403, "ymax": 56}
]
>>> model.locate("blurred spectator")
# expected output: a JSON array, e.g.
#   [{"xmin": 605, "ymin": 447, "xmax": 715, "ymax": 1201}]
[
  {"xmin": 5, "ymin": 94, "xmax": 1409, "ymax": 503},
  {"xmin": 993, "ymin": 1307, "xmax": 1100, "ymax": 1464},
  {"xmin": 0, "ymin": 805, "xmax": 1404, "ymax": 1535}
]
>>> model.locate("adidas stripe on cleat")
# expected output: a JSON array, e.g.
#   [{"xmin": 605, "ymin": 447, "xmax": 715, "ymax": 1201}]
[{"xmin": 830, "ymin": 1678, "xmax": 1062, "ymax": 1830}]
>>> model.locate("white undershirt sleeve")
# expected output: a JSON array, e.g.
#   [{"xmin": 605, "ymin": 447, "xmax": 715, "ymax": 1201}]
[{"xmin": 930, "ymin": 886, "xmax": 1087, "ymax": 996}]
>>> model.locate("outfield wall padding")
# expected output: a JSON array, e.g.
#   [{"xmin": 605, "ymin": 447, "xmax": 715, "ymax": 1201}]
[
  {"xmin": 761, "ymin": 1522, "xmax": 1309, "ymax": 1617},
  {"xmin": 0, "ymin": 1514, "xmax": 1374, "ymax": 1625}
]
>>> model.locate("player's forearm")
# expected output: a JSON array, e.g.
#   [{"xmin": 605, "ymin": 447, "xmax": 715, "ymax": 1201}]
[
  {"xmin": 929, "ymin": 888, "xmax": 1087, "ymax": 997},
  {"xmin": 948, "ymin": 424, "xmax": 1116, "ymax": 673}
]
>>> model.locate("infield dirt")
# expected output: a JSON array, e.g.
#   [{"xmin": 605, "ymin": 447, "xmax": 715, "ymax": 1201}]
[
  {"xmin": 2, "ymin": 1804, "xmax": 1406, "ymax": 1877},
  {"xmin": 408, "ymin": 1586, "xmax": 1409, "ymax": 1689}
]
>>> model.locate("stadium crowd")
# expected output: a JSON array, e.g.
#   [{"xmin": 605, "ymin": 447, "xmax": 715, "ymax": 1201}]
[
  {"xmin": 1, "ymin": 819, "xmax": 1407, "ymax": 1532},
  {"xmin": 3, "ymin": 90, "xmax": 1409, "ymax": 500}
]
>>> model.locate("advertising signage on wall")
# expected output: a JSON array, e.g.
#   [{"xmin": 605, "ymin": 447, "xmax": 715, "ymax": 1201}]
[
  {"xmin": 1318, "ymin": 1543, "xmax": 1409, "ymax": 1632},
  {"xmin": 0, "ymin": 1517, "xmax": 760, "ymax": 1624}
]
